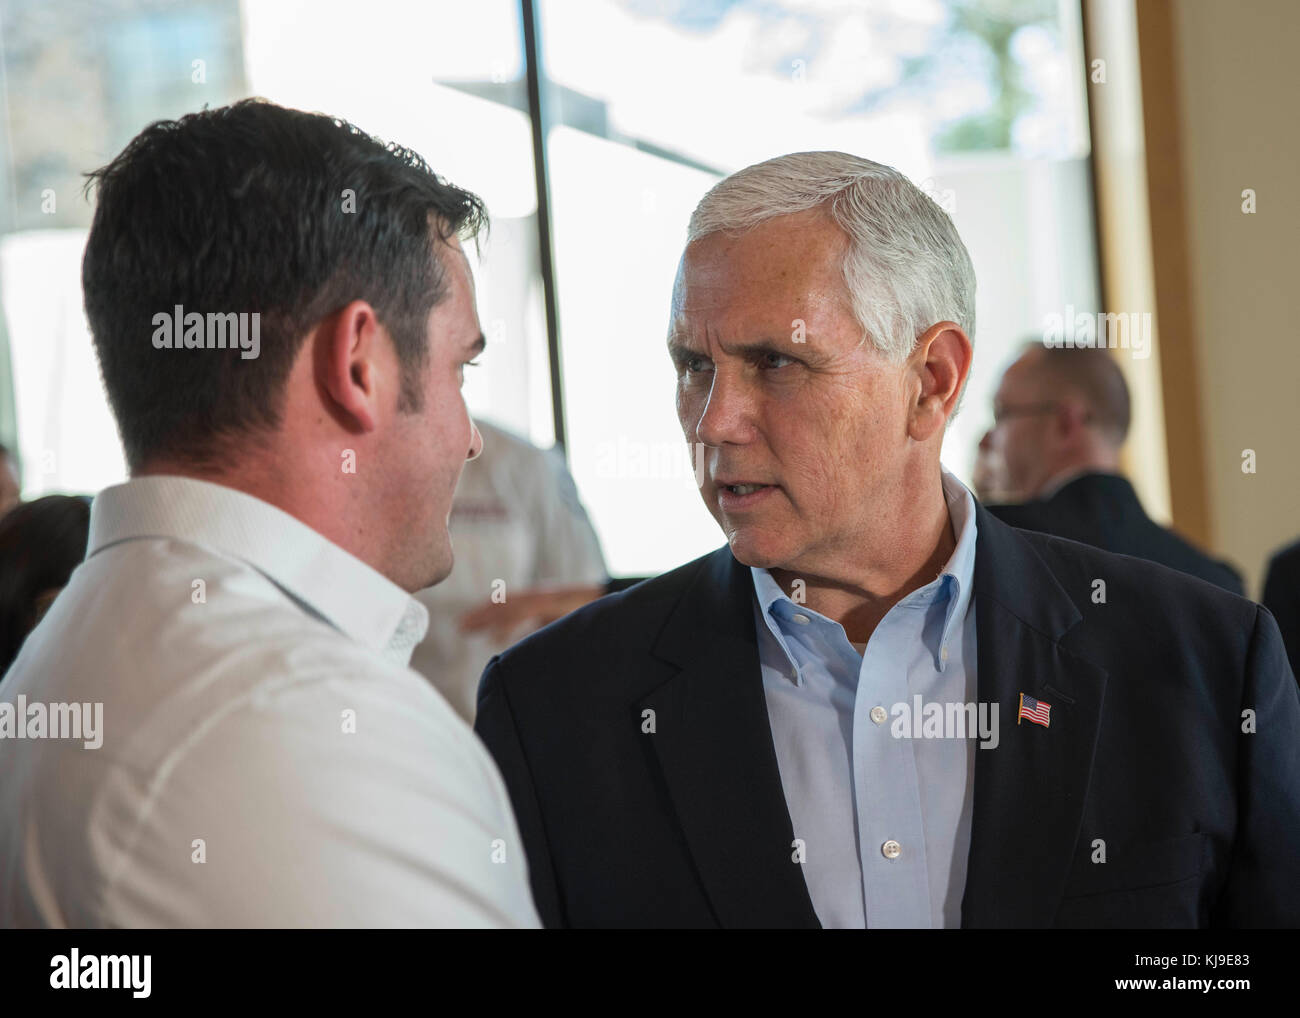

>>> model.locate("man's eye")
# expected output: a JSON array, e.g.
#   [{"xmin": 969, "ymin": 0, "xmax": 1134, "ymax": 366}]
[
  {"xmin": 681, "ymin": 355, "xmax": 712, "ymax": 375},
  {"xmin": 761, "ymin": 351, "xmax": 796, "ymax": 369}
]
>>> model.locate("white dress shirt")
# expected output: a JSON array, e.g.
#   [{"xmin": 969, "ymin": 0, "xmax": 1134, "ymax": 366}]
[
  {"xmin": 0, "ymin": 475, "xmax": 541, "ymax": 928},
  {"xmin": 410, "ymin": 420, "xmax": 608, "ymax": 722}
]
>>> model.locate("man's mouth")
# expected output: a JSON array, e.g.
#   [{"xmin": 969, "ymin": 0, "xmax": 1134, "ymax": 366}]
[{"xmin": 715, "ymin": 481, "xmax": 777, "ymax": 509}]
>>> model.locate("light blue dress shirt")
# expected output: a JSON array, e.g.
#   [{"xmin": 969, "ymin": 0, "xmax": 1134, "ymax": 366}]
[{"xmin": 752, "ymin": 469, "xmax": 980, "ymax": 928}]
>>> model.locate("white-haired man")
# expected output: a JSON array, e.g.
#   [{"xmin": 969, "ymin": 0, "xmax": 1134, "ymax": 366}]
[{"xmin": 475, "ymin": 152, "xmax": 1300, "ymax": 928}]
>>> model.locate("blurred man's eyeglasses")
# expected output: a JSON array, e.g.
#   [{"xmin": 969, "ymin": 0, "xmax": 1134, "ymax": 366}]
[{"xmin": 992, "ymin": 401, "xmax": 1058, "ymax": 425}]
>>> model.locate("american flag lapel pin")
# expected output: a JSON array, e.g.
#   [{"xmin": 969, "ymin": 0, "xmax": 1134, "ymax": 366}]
[{"xmin": 1018, "ymin": 692, "xmax": 1051, "ymax": 728}]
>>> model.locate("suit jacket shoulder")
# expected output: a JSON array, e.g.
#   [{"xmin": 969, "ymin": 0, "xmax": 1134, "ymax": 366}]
[
  {"xmin": 987, "ymin": 474, "xmax": 1244, "ymax": 595},
  {"xmin": 482, "ymin": 549, "xmax": 723, "ymax": 702},
  {"xmin": 1010, "ymin": 525, "xmax": 1257, "ymax": 651}
]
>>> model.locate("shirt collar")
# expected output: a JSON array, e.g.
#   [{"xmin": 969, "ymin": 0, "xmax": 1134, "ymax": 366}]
[
  {"xmin": 750, "ymin": 467, "xmax": 978, "ymax": 683},
  {"xmin": 87, "ymin": 475, "xmax": 429, "ymax": 665}
]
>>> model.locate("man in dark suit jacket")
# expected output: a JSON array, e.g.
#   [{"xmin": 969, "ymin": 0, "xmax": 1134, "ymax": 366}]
[
  {"xmin": 475, "ymin": 152, "xmax": 1300, "ymax": 928},
  {"xmin": 1264, "ymin": 539, "xmax": 1300, "ymax": 677},
  {"xmin": 981, "ymin": 344, "xmax": 1243, "ymax": 595},
  {"xmin": 477, "ymin": 507, "xmax": 1298, "ymax": 927}
]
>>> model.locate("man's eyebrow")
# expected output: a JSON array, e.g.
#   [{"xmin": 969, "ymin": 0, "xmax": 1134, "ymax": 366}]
[
  {"xmin": 728, "ymin": 338, "xmax": 805, "ymax": 358},
  {"xmin": 465, "ymin": 333, "xmax": 486, "ymax": 357},
  {"xmin": 668, "ymin": 336, "xmax": 808, "ymax": 362},
  {"xmin": 667, "ymin": 338, "xmax": 698, "ymax": 362}
]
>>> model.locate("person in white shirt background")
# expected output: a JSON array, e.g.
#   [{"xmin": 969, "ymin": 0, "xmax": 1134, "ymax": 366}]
[
  {"xmin": 409, "ymin": 418, "xmax": 609, "ymax": 724},
  {"xmin": 0, "ymin": 98, "xmax": 540, "ymax": 928}
]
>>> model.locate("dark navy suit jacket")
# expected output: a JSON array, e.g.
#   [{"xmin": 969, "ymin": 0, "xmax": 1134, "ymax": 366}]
[
  {"xmin": 475, "ymin": 501, "xmax": 1300, "ymax": 928},
  {"xmin": 986, "ymin": 472, "xmax": 1244, "ymax": 595},
  {"xmin": 1263, "ymin": 539, "xmax": 1300, "ymax": 679}
]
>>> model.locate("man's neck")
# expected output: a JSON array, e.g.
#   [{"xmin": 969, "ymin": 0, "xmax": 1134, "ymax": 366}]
[
  {"xmin": 135, "ymin": 454, "xmax": 371, "ymax": 575},
  {"xmin": 770, "ymin": 475, "xmax": 956, "ymax": 646}
]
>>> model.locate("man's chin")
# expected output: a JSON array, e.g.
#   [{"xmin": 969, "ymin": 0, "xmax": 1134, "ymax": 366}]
[
  {"xmin": 418, "ymin": 563, "xmax": 452, "ymax": 592},
  {"xmin": 409, "ymin": 542, "xmax": 453, "ymax": 594},
  {"xmin": 724, "ymin": 528, "xmax": 793, "ymax": 571},
  {"xmin": 429, "ymin": 551, "xmax": 455, "ymax": 589}
]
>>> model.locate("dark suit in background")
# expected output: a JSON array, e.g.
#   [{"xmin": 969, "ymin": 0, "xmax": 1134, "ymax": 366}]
[
  {"xmin": 1264, "ymin": 539, "xmax": 1300, "ymax": 678},
  {"xmin": 475, "ymin": 502, "xmax": 1300, "ymax": 928},
  {"xmin": 987, "ymin": 471, "xmax": 1244, "ymax": 595}
]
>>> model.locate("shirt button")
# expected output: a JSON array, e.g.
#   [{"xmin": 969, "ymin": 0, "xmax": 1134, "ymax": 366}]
[
  {"xmin": 870, "ymin": 705, "xmax": 888, "ymax": 725},
  {"xmin": 791, "ymin": 613, "xmax": 810, "ymax": 625},
  {"xmin": 941, "ymin": 646, "xmax": 950, "ymax": 663},
  {"xmin": 882, "ymin": 840, "xmax": 902, "ymax": 860}
]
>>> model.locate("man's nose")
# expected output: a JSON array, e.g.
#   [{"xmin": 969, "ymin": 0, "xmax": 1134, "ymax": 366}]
[
  {"xmin": 979, "ymin": 429, "xmax": 994, "ymax": 452},
  {"xmin": 694, "ymin": 372, "xmax": 752, "ymax": 447},
  {"xmin": 466, "ymin": 420, "xmax": 484, "ymax": 461}
]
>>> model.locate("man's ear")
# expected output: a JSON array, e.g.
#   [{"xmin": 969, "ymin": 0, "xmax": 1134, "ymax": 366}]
[
  {"xmin": 907, "ymin": 320, "xmax": 972, "ymax": 442},
  {"xmin": 316, "ymin": 299, "xmax": 385, "ymax": 433}
]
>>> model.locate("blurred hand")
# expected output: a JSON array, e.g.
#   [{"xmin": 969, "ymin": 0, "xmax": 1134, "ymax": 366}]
[{"xmin": 457, "ymin": 583, "xmax": 606, "ymax": 643}]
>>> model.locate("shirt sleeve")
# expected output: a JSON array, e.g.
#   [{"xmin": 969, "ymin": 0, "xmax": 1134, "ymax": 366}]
[{"xmin": 95, "ymin": 662, "xmax": 542, "ymax": 928}]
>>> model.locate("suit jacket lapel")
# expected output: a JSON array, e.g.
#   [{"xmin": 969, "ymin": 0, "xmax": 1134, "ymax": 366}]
[
  {"xmin": 962, "ymin": 502, "xmax": 1109, "ymax": 927},
  {"xmin": 636, "ymin": 547, "xmax": 820, "ymax": 928}
]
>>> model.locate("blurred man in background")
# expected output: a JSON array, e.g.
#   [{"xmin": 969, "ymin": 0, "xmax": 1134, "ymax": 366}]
[
  {"xmin": 984, "ymin": 342, "xmax": 1243, "ymax": 595},
  {"xmin": 410, "ymin": 418, "xmax": 609, "ymax": 722}
]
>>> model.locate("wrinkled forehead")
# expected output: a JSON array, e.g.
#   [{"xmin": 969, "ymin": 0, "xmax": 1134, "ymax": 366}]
[{"xmin": 670, "ymin": 216, "xmax": 853, "ymax": 332}]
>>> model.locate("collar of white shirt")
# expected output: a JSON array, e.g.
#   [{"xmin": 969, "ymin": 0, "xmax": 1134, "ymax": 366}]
[
  {"xmin": 87, "ymin": 475, "xmax": 429, "ymax": 664},
  {"xmin": 750, "ymin": 467, "xmax": 978, "ymax": 679}
]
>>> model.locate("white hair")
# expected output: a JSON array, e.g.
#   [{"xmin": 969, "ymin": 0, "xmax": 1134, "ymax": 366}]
[{"xmin": 686, "ymin": 151, "xmax": 976, "ymax": 365}]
